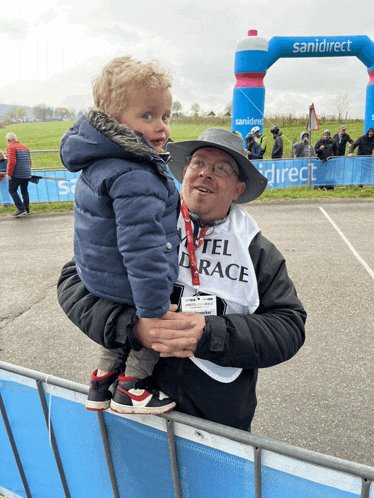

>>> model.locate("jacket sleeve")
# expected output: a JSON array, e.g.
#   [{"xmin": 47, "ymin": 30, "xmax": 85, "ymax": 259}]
[
  {"xmin": 250, "ymin": 142, "xmax": 263, "ymax": 159},
  {"xmin": 108, "ymin": 168, "xmax": 176, "ymax": 318},
  {"xmin": 349, "ymin": 138, "xmax": 360, "ymax": 154},
  {"xmin": 332, "ymin": 141, "xmax": 338, "ymax": 156},
  {"xmin": 315, "ymin": 140, "xmax": 323, "ymax": 157},
  {"xmin": 6, "ymin": 144, "xmax": 16, "ymax": 176},
  {"xmin": 272, "ymin": 137, "xmax": 282, "ymax": 157},
  {"xmin": 57, "ymin": 258, "xmax": 140, "ymax": 351},
  {"xmin": 193, "ymin": 232, "xmax": 306, "ymax": 370}
]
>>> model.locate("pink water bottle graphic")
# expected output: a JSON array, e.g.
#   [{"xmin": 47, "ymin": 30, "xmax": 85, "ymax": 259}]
[{"xmin": 231, "ymin": 30, "xmax": 268, "ymax": 142}]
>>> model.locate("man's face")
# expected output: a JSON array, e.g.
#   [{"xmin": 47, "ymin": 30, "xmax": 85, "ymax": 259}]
[
  {"xmin": 303, "ymin": 135, "xmax": 309, "ymax": 141},
  {"xmin": 339, "ymin": 128, "xmax": 345, "ymax": 136},
  {"xmin": 323, "ymin": 133, "xmax": 330, "ymax": 140},
  {"xmin": 182, "ymin": 147, "xmax": 246, "ymax": 224},
  {"xmin": 118, "ymin": 87, "xmax": 172, "ymax": 153},
  {"xmin": 368, "ymin": 131, "xmax": 374, "ymax": 138}
]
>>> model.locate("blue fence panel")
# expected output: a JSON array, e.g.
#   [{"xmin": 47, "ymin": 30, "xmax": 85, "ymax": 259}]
[
  {"xmin": 105, "ymin": 414, "xmax": 176, "ymax": 498},
  {"xmin": 0, "ymin": 375, "xmax": 66, "ymax": 498},
  {"xmin": 1, "ymin": 366, "xmax": 373, "ymax": 498},
  {"xmin": 1, "ymin": 157, "xmax": 373, "ymax": 207},
  {"xmin": 0, "ymin": 178, "xmax": 12, "ymax": 204},
  {"xmin": 175, "ymin": 436, "xmax": 255, "ymax": 498},
  {"xmin": 251, "ymin": 156, "xmax": 374, "ymax": 189},
  {"xmin": 261, "ymin": 465, "xmax": 359, "ymax": 498}
]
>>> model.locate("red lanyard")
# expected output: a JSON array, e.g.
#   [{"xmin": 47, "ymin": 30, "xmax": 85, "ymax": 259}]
[{"xmin": 181, "ymin": 201, "xmax": 210, "ymax": 293}]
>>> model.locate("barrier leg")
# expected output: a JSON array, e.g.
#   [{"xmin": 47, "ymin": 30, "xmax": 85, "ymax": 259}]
[
  {"xmin": 36, "ymin": 381, "xmax": 71, "ymax": 498},
  {"xmin": 0, "ymin": 392, "xmax": 33, "ymax": 498},
  {"xmin": 97, "ymin": 411, "xmax": 120, "ymax": 498},
  {"xmin": 166, "ymin": 418, "xmax": 182, "ymax": 498}
]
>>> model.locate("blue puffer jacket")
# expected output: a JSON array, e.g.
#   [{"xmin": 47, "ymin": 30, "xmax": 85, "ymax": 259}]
[{"xmin": 60, "ymin": 108, "xmax": 180, "ymax": 318}]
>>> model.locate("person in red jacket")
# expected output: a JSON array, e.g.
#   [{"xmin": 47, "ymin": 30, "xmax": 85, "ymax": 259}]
[{"xmin": 6, "ymin": 132, "xmax": 32, "ymax": 217}]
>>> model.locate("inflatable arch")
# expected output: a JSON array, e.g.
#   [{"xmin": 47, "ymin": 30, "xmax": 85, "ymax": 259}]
[{"xmin": 231, "ymin": 30, "xmax": 374, "ymax": 141}]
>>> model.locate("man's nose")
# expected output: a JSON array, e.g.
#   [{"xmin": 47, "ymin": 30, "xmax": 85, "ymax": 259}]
[{"xmin": 199, "ymin": 163, "xmax": 214, "ymax": 178}]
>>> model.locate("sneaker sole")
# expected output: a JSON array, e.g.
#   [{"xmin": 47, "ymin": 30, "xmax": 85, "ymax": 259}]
[
  {"xmin": 85, "ymin": 399, "xmax": 111, "ymax": 411},
  {"xmin": 110, "ymin": 399, "xmax": 176, "ymax": 415},
  {"xmin": 14, "ymin": 213, "xmax": 27, "ymax": 218}
]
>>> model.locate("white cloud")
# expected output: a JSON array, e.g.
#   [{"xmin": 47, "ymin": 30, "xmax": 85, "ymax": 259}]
[{"xmin": 0, "ymin": 0, "xmax": 373, "ymax": 121}]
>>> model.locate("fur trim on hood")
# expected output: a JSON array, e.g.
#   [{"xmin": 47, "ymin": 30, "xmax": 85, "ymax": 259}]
[{"xmin": 85, "ymin": 107, "xmax": 156, "ymax": 161}]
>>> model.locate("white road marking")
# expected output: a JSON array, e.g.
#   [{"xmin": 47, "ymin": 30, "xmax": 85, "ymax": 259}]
[{"xmin": 319, "ymin": 207, "xmax": 374, "ymax": 280}]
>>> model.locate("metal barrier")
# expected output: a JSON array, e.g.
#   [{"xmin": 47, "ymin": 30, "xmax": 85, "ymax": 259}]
[{"xmin": 1, "ymin": 361, "xmax": 373, "ymax": 498}]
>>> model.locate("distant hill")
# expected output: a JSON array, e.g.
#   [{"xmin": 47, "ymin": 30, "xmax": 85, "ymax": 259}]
[{"xmin": 0, "ymin": 104, "xmax": 35, "ymax": 120}]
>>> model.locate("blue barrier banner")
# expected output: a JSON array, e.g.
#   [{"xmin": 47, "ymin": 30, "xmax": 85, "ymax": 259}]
[
  {"xmin": 0, "ymin": 158, "xmax": 372, "ymax": 208},
  {"xmin": 1, "ymin": 367, "xmax": 372, "ymax": 498},
  {"xmin": 0, "ymin": 178, "xmax": 12, "ymax": 205},
  {"xmin": 251, "ymin": 156, "xmax": 374, "ymax": 189}
]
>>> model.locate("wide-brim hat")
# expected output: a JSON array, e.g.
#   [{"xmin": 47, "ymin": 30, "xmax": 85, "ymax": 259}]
[{"xmin": 166, "ymin": 127, "xmax": 268, "ymax": 204}]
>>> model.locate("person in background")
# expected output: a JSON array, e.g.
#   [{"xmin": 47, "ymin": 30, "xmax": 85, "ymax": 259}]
[
  {"xmin": 251, "ymin": 126, "xmax": 267, "ymax": 157},
  {"xmin": 348, "ymin": 128, "xmax": 374, "ymax": 157},
  {"xmin": 0, "ymin": 150, "xmax": 7, "ymax": 180},
  {"xmin": 293, "ymin": 132, "xmax": 316, "ymax": 159},
  {"xmin": 58, "ymin": 127, "xmax": 306, "ymax": 432},
  {"xmin": 245, "ymin": 133, "xmax": 263, "ymax": 159},
  {"xmin": 314, "ymin": 130, "xmax": 338, "ymax": 190},
  {"xmin": 315, "ymin": 130, "xmax": 337, "ymax": 162},
  {"xmin": 332, "ymin": 125, "xmax": 354, "ymax": 156},
  {"xmin": 5, "ymin": 132, "xmax": 32, "ymax": 217},
  {"xmin": 270, "ymin": 126, "xmax": 283, "ymax": 159}
]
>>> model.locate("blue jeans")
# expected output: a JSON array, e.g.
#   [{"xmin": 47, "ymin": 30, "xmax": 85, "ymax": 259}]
[{"xmin": 8, "ymin": 177, "xmax": 29, "ymax": 211}]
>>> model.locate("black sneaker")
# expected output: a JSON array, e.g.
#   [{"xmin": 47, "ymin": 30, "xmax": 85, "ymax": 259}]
[
  {"xmin": 13, "ymin": 209, "xmax": 27, "ymax": 217},
  {"xmin": 110, "ymin": 375, "xmax": 176, "ymax": 415},
  {"xmin": 85, "ymin": 369, "xmax": 119, "ymax": 411}
]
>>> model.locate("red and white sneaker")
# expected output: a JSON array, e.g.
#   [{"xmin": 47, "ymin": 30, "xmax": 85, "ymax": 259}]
[
  {"xmin": 85, "ymin": 369, "xmax": 119, "ymax": 411},
  {"xmin": 110, "ymin": 375, "xmax": 176, "ymax": 415}
]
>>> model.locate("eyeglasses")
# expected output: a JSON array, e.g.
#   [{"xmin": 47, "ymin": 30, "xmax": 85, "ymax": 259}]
[{"xmin": 187, "ymin": 156, "xmax": 239, "ymax": 178}]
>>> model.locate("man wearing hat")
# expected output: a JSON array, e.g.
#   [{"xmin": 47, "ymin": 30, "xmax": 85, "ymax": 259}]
[
  {"xmin": 332, "ymin": 126, "xmax": 354, "ymax": 156},
  {"xmin": 57, "ymin": 128, "xmax": 306, "ymax": 431},
  {"xmin": 315, "ymin": 130, "xmax": 338, "ymax": 162}
]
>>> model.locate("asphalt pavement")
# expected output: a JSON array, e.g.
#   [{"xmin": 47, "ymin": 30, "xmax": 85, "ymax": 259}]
[{"xmin": 1, "ymin": 199, "xmax": 373, "ymax": 467}]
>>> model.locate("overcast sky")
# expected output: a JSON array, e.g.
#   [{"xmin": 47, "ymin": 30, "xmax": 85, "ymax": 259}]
[{"xmin": 1, "ymin": 0, "xmax": 373, "ymax": 121}]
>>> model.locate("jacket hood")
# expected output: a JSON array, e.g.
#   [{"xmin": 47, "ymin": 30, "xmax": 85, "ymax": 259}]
[
  {"xmin": 300, "ymin": 131, "xmax": 309, "ymax": 141},
  {"xmin": 60, "ymin": 107, "xmax": 158, "ymax": 173},
  {"xmin": 366, "ymin": 127, "xmax": 374, "ymax": 138}
]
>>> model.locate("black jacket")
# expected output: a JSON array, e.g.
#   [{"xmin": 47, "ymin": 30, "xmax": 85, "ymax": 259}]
[
  {"xmin": 315, "ymin": 137, "xmax": 338, "ymax": 162},
  {"xmin": 332, "ymin": 132, "xmax": 354, "ymax": 156},
  {"xmin": 348, "ymin": 128, "xmax": 374, "ymax": 156},
  {"xmin": 271, "ymin": 132, "xmax": 283, "ymax": 159},
  {"xmin": 57, "ymin": 228, "xmax": 306, "ymax": 432}
]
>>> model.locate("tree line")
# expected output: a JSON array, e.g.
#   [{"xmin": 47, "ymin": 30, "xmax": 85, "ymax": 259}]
[{"xmin": 1, "ymin": 104, "xmax": 80, "ymax": 126}]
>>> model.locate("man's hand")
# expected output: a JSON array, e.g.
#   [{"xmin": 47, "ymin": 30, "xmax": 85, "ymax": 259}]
[
  {"xmin": 6, "ymin": 175, "xmax": 11, "ymax": 180},
  {"xmin": 133, "ymin": 308, "xmax": 206, "ymax": 358},
  {"xmin": 151, "ymin": 313, "xmax": 206, "ymax": 358}
]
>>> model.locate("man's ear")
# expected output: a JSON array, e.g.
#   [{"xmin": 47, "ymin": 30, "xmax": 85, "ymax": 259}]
[{"xmin": 234, "ymin": 181, "xmax": 246, "ymax": 200}]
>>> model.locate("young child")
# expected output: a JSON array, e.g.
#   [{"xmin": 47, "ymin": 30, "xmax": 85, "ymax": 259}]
[{"xmin": 60, "ymin": 56, "xmax": 181, "ymax": 415}]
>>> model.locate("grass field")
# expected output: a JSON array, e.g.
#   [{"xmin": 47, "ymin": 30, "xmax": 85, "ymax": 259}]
[
  {"xmin": 0, "ymin": 119, "xmax": 372, "ymax": 216},
  {"xmin": 2, "ymin": 118, "xmax": 367, "ymax": 159}
]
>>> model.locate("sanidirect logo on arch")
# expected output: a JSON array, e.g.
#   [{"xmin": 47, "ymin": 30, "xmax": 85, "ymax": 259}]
[{"xmin": 293, "ymin": 38, "xmax": 353, "ymax": 54}]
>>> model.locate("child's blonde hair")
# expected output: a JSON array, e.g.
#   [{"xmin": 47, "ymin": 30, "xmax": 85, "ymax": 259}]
[{"xmin": 93, "ymin": 56, "xmax": 172, "ymax": 121}]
